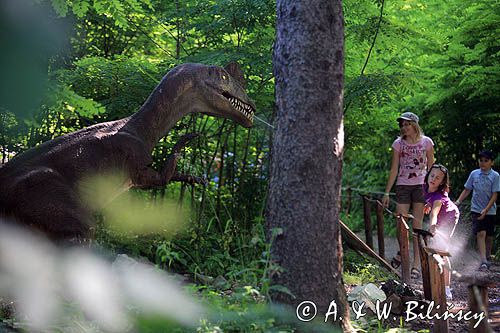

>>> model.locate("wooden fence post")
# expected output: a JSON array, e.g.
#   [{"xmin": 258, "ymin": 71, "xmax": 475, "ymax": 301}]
[
  {"xmin": 375, "ymin": 202, "xmax": 385, "ymax": 258},
  {"xmin": 468, "ymin": 285, "xmax": 490, "ymax": 333},
  {"xmin": 397, "ymin": 216, "xmax": 410, "ymax": 284},
  {"xmin": 428, "ymin": 253, "xmax": 448, "ymax": 333},
  {"xmin": 456, "ymin": 274, "xmax": 495, "ymax": 333},
  {"xmin": 362, "ymin": 195, "xmax": 373, "ymax": 249},
  {"xmin": 414, "ymin": 229, "xmax": 432, "ymax": 300}
]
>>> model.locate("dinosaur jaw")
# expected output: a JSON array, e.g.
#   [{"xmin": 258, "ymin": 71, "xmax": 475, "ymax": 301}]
[
  {"xmin": 201, "ymin": 88, "xmax": 255, "ymax": 128},
  {"xmin": 222, "ymin": 91, "xmax": 255, "ymax": 128}
]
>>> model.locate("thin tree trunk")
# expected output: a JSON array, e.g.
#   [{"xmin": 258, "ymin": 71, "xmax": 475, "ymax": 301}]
[
  {"xmin": 175, "ymin": 0, "xmax": 181, "ymax": 59},
  {"xmin": 215, "ymin": 127, "xmax": 230, "ymax": 223},
  {"xmin": 0, "ymin": 114, "xmax": 6, "ymax": 164},
  {"xmin": 240, "ymin": 128, "xmax": 252, "ymax": 177},
  {"xmin": 227, "ymin": 126, "xmax": 238, "ymax": 214},
  {"xmin": 267, "ymin": 1, "xmax": 352, "ymax": 331},
  {"xmin": 197, "ymin": 119, "xmax": 225, "ymax": 226}
]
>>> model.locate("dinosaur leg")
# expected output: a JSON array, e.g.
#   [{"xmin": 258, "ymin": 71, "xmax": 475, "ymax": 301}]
[{"xmin": 5, "ymin": 167, "xmax": 93, "ymax": 243}]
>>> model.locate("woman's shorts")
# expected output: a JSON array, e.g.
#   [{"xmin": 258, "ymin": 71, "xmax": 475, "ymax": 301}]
[{"xmin": 395, "ymin": 185, "xmax": 425, "ymax": 205}]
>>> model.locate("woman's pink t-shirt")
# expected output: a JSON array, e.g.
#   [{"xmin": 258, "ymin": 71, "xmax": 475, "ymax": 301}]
[{"xmin": 392, "ymin": 136, "xmax": 434, "ymax": 186}]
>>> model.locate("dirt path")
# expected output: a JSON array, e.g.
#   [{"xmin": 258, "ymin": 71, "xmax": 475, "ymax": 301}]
[{"xmin": 357, "ymin": 231, "xmax": 500, "ymax": 332}]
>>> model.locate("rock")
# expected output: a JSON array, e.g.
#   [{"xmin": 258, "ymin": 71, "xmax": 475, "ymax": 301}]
[
  {"xmin": 348, "ymin": 283, "xmax": 387, "ymax": 313},
  {"xmin": 0, "ymin": 322, "xmax": 18, "ymax": 333},
  {"xmin": 0, "ymin": 298, "xmax": 14, "ymax": 320},
  {"xmin": 213, "ymin": 275, "xmax": 231, "ymax": 290},
  {"xmin": 112, "ymin": 253, "xmax": 153, "ymax": 272},
  {"xmin": 196, "ymin": 274, "xmax": 214, "ymax": 285}
]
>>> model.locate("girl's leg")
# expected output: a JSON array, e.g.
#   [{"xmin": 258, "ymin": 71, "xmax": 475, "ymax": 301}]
[
  {"xmin": 444, "ymin": 257, "xmax": 451, "ymax": 287},
  {"xmin": 444, "ymin": 257, "xmax": 452, "ymax": 300},
  {"xmin": 411, "ymin": 202, "xmax": 424, "ymax": 270}
]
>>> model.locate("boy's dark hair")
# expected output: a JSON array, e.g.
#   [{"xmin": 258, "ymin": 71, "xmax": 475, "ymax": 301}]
[
  {"xmin": 424, "ymin": 164, "xmax": 450, "ymax": 193},
  {"xmin": 478, "ymin": 150, "xmax": 495, "ymax": 160}
]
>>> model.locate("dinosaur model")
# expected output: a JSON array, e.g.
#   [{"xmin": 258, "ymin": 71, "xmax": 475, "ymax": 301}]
[{"xmin": 0, "ymin": 62, "xmax": 255, "ymax": 242}]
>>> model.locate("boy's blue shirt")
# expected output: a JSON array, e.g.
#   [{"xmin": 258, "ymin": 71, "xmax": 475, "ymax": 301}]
[{"xmin": 464, "ymin": 168, "xmax": 500, "ymax": 215}]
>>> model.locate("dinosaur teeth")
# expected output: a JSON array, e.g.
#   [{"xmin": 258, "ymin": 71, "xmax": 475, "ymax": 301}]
[{"xmin": 228, "ymin": 96, "xmax": 254, "ymax": 120}]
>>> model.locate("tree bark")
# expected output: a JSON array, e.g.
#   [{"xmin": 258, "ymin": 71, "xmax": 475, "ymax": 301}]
[{"xmin": 267, "ymin": 0, "xmax": 351, "ymax": 330}]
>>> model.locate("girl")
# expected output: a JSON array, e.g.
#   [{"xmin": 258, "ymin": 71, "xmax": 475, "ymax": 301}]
[
  {"xmin": 382, "ymin": 111, "xmax": 435, "ymax": 279},
  {"xmin": 424, "ymin": 163, "xmax": 460, "ymax": 300}
]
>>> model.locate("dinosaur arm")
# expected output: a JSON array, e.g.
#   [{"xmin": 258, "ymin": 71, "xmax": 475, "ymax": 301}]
[
  {"xmin": 122, "ymin": 132, "xmax": 200, "ymax": 189},
  {"xmin": 109, "ymin": 132, "xmax": 171, "ymax": 189},
  {"xmin": 131, "ymin": 154, "xmax": 178, "ymax": 189},
  {"xmin": 170, "ymin": 173, "xmax": 207, "ymax": 186}
]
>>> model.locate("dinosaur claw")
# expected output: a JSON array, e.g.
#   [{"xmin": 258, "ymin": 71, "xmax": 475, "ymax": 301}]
[{"xmin": 170, "ymin": 173, "xmax": 207, "ymax": 186}]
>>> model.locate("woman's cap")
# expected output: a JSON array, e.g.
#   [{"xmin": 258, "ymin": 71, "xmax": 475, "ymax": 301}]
[
  {"xmin": 478, "ymin": 150, "xmax": 494, "ymax": 160},
  {"xmin": 397, "ymin": 112, "xmax": 419, "ymax": 123}
]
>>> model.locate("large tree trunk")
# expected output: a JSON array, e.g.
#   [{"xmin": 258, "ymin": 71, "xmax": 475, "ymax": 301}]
[{"xmin": 267, "ymin": 1, "xmax": 351, "ymax": 330}]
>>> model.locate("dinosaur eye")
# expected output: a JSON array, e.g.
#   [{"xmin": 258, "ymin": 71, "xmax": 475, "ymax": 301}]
[{"xmin": 222, "ymin": 74, "xmax": 227, "ymax": 80}]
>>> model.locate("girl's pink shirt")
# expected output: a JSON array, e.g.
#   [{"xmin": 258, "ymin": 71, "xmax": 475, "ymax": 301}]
[{"xmin": 392, "ymin": 136, "xmax": 434, "ymax": 186}]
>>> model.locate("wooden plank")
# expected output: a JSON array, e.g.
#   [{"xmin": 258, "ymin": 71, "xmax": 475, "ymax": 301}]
[
  {"xmin": 339, "ymin": 220, "xmax": 400, "ymax": 277},
  {"xmin": 457, "ymin": 274, "xmax": 499, "ymax": 288},
  {"xmin": 423, "ymin": 246, "xmax": 451, "ymax": 258}
]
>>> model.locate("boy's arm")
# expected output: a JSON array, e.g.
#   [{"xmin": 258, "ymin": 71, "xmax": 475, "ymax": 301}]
[
  {"xmin": 480, "ymin": 191, "xmax": 498, "ymax": 217},
  {"xmin": 457, "ymin": 171, "xmax": 475, "ymax": 205},
  {"xmin": 455, "ymin": 188, "xmax": 471, "ymax": 205}
]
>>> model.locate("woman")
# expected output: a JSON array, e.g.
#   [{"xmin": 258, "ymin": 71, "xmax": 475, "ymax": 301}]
[{"xmin": 381, "ymin": 111, "xmax": 435, "ymax": 279}]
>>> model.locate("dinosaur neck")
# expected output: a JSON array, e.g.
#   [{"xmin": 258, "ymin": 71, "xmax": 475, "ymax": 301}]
[{"xmin": 125, "ymin": 80, "xmax": 190, "ymax": 152}]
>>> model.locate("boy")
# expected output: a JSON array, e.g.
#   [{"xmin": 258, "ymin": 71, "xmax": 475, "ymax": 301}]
[{"xmin": 455, "ymin": 150, "xmax": 500, "ymax": 270}]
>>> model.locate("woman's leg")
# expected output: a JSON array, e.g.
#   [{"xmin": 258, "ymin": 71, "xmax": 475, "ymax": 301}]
[{"xmin": 411, "ymin": 202, "xmax": 424, "ymax": 270}]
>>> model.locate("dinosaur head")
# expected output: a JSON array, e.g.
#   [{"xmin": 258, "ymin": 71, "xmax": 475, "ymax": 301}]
[{"xmin": 166, "ymin": 63, "xmax": 256, "ymax": 128}]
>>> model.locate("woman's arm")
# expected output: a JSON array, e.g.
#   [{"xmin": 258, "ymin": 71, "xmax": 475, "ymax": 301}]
[
  {"xmin": 382, "ymin": 149, "xmax": 400, "ymax": 207},
  {"xmin": 426, "ymin": 144, "xmax": 435, "ymax": 169}
]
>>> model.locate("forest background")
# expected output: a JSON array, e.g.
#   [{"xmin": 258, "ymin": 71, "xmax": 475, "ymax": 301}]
[{"xmin": 0, "ymin": 0, "xmax": 499, "ymax": 331}]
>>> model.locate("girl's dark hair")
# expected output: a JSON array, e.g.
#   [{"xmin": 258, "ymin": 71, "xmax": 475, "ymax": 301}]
[{"xmin": 424, "ymin": 164, "xmax": 450, "ymax": 193}]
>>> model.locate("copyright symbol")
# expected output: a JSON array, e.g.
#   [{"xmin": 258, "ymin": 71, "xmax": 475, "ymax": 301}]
[{"xmin": 296, "ymin": 301, "xmax": 317, "ymax": 321}]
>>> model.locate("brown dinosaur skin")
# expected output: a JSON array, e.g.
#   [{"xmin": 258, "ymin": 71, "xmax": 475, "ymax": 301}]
[{"xmin": 0, "ymin": 63, "xmax": 255, "ymax": 242}]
